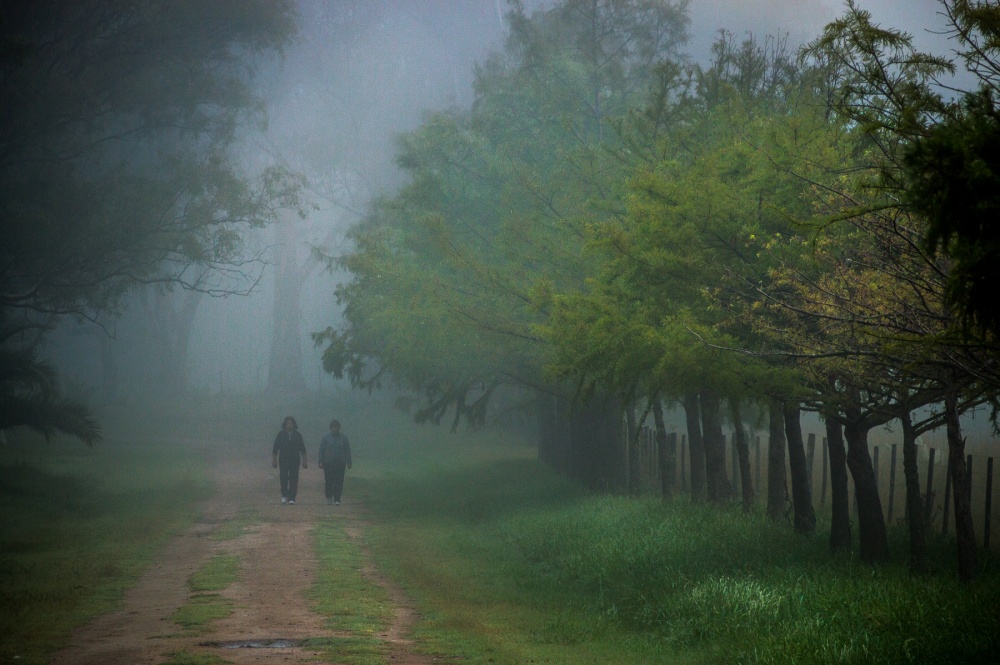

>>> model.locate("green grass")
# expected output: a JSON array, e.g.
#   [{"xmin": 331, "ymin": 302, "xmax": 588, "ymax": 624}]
[
  {"xmin": 0, "ymin": 434, "xmax": 212, "ymax": 664},
  {"xmin": 308, "ymin": 522, "xmax": 394, "ymax": 664},
  {"xmin": 352, "ymin": 433, "xmax": 1000, "ymax": 664},
  {"xmin": 209, "ymin": 507, "xmax": 259, "ymax": 542},
  {"xmin": 171, "ymin": 553, "xmax": 241, "ymax": 634},
  {"xmin": 189, "ymin": 554, "xmax": 241, "ymax": 592}
]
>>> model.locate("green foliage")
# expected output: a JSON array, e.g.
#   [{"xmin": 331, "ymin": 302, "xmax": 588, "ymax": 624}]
[
  {"xmin": 0, "ymin": 0, "xmax": 303, "ymax": 446},
  {"xmin": 0, "ymin": 0, "xmax": 300, "ymax": 317},
  {"xmin": 319, "ymin": 0, "xmax": 689, "ymax": 426},
  {"xmin": 905, "ymin": 88, "xmax": 1000, "ymax": 336}
]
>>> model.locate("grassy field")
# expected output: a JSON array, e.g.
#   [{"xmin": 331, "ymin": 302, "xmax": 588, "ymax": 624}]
[
  {"xmin": 352, "ymin": 425, "xmax": 1000, "ymax": 664},
  {"xmin": 0, "ymin": 431, "xmax": 211, "ymax": 663},
  {"xmin": 3, "ymin": 390, "xmax": 999, "ymax": 664}
]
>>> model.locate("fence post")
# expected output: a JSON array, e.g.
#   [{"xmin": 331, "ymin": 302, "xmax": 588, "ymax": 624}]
[
  {"xmin": 985, "ymin": 457, "xmax": 994, "ymax": 550},
  {"xmin": 888, "ymin": 443, "xmax": 898, "ymax": 525}
]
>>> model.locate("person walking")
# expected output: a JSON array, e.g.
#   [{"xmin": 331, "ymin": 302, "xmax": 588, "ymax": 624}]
[
  {"xmin": 272, "ymin": 415, "xmax": 307, "ymax": 504},
  {"xmin": 318, "ymin": 419, "xmax": 352, "ymax": 505}
]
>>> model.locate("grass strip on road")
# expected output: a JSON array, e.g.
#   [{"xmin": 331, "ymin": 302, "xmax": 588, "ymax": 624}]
[{"xmin": 308, "ymin": 521, "xmax": 394, "ymax": 665}]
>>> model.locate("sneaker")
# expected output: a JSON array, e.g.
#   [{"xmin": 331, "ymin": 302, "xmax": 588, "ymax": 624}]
[
  {"xmin": 326, "ymin": 497, "xmax": 333, "ymax": 505},
  {"xmin": 288, "ymin": 500, "xmax": 295, "ymax": 505},
  {"xmin": 335, "ymin": 500, "xmax": 341, "ymax": 506},
  {"xmin": 281, "ymin": 497, "xmax": 287, "ymax": 504}
]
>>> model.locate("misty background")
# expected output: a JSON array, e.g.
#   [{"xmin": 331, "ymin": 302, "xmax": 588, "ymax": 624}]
[{"xmin": 41, "ymin": 0, "xmax": 985, "ymax": 442}]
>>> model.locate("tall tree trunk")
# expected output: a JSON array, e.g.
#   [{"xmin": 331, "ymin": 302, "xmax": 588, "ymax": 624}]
[
  {"xmin": 652, "ymin": 399, "xmax": 675, "ymax": 500},
  {"xmin": 142, "ymin": 287, "xmax": 202, "ymax": 396},
  {"xmin": 767, "ymin": 398, "xmax": 787, "ymax": 521},
  {"xmin": 701, "ymin": 388, "xmax": 731, "ymax": 502},
  {"xmin": 266, "ymin": 217, "xmax": 310, "ymax": 393},
  {"xmin": 943, "ymin": 381, "xmax": 977, "ymax": 582},
  {"xmin": 825, "ymin": 416, "xmax": 851, "ymax": 552},
  {"xmin": 683, "ymin": 391, "xmax": 706, "ymax": 502},
  {"xmin": 627, "ymin": 407, "xmax": 640, "ymax": 496},
  {"xmin": 900, "ymin": 409, "xmax": 928, "ymax": 575},
  {"xmin": 784, "ymin": 402, "xmax": 817, "ymax": 533},
  {"xmin": 843, "ymin": 407, "xmax": 889, "ymax": 564},
  {"xmin": 569, "ymin": 395, "xmax": 626, "ymax": 493},
  {"xmin": 730, "ymin": 399, "xmax": 754, "ymax": 513}
]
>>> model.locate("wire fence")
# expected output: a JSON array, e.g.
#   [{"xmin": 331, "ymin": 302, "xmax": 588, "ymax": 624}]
[{"xmin": 631, "ymin": 427, "xmax": 1000, "ymax": 551}]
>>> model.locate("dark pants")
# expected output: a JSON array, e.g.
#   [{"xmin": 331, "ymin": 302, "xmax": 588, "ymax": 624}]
[
  {"xmin": 323, "ymin": 462, "xmax": 347, "ymax": 502},
  {"xmin": 279, "ymin": 461, "xmax": 300, "ymax": 500}
]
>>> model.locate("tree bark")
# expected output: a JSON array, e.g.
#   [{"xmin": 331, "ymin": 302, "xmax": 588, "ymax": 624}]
[
  {"xmin": 652, "ymin": 399, "xmax": 675, "ymax": 500},
  {"xmin": 142, "ymin": 287, "xmax": 202, "ymax": 396},
  {"xmin": 627, "ymin": 407, "xmax": 640, "ymax": 496},
  {"xmin": 767, "ymin": 398, "xmax": 787, "ymax": 521},
  {"xmin": 701, "ymin": 388, "xmax": 731, "ymax": 502},
  {"xmin": 784, "ymin": 403, "xmax": 817, "ymax": 533},
  {"xmin": 683, "ymin": 391, "xmax": 706, "ymax": 502},
  {"xmin": 900, "ymin": 409, "xmax": 928, "ymax": 575},
  {"xmin": 825, "ymin": 416, "xmax": 852, "ymax": 552},
  {"xmin": 266, "ymin": 216, "xmax": 309, "ymax": 393},
  {"xmin": 843, "ymin": 407, "xmax": 889, "ymax": 564},
  {"xmin": 568, "ymin": 395, "xmax": 626, "ymax": 493},
  {"xmin": 730, "ymin": 399, "xmax": 754, "ymax": 512},
  {"xmin": 943, "ymin": 381, "xmax": 978, "ymax": 582}
]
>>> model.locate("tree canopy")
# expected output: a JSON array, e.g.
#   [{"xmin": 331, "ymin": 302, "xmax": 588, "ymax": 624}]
[{"xmin": 0, "ymin": 0, "xmax": 299, "ymax": 444}]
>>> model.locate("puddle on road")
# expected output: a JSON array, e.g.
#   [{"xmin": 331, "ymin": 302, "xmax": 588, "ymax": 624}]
[{"xmin": 201, "ymin": 638, "xmax": 302, "ymax": 648}]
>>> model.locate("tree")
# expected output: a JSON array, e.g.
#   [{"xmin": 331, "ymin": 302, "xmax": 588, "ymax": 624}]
[
  {"xmin": 0, "ymin": 0, "xmax": 300, "ymax": 442},
  {"xmin": 319, "ymin": 0, "xmax": 689, "ymax": 484}
]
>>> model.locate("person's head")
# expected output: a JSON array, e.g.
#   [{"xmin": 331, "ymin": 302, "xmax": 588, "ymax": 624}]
[
  {"xmin": 282, "ymin": 416, "xmax": 297, "ymax": 431},
  {"xmin": 329, "ymin": 419, "xmax": 340, "ymax": 432}
]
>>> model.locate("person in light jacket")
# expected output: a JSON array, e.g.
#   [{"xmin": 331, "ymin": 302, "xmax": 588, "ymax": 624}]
[
  {"xmin": 272, "ymin": 415, "xmax": 307, "ymax": 504},
  {"xmin": 318, "ymin": 419, "xmax": 352, "ymax": 505}
]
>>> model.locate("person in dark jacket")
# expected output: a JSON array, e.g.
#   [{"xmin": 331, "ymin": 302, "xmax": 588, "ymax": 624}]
[
  {"xmin": 272, "ymin": 415, "xmax": 307, "ymax": 504},
  {"xmin": 318, "ymin": 419, "xmax": 352, "ymax": 505}
]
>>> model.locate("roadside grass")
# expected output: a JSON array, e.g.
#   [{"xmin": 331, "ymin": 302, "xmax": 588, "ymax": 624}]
[
  {"xmin": 354, "ymin": 435, "xmax": 1000, "ymax": 665},
  {"xmin": 0, "ymin": 434, "xmax": 211, "ymax": 665},
  {"xmin": 308, "ymin": 521, "xmax": 394, "ymax": 665}
]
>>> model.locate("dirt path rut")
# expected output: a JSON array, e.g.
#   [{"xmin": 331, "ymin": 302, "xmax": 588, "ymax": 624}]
[{"xmin": 51, "ymin": 444, "xmax": 439, "ymax": 665}]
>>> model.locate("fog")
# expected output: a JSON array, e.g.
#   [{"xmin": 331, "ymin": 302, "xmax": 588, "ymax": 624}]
[{"xmin": 42, "ymin": 0, "xmax": 989, "ymax": 445}]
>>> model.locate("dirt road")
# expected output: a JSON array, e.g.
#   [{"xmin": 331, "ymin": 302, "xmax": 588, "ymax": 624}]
[{"xmin": 51, "ymin": 443, "xmax": 438, "ymax": 665}]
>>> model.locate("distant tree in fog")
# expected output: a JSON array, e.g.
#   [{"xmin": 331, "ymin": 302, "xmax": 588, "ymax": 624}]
[{"xmin": 0, "ymin": 0, "xmax": 299, "ymax": 442}]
